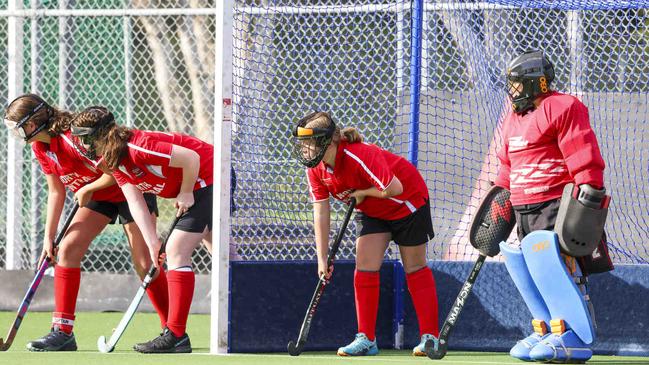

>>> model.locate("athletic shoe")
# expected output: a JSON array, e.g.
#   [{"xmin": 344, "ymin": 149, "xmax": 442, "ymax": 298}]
[
  {"xmin": 133, "ymin": 327, "xmax": 192, "ymax": 354},
  {"xmin": 413, "ymin": 333, "xmax": 438, "ymax": 356},
  {"xmin": 529, "ymin": 330, "xmax": 592, "ymax": 363},
  {"xmin": 26, "ymin": 327, "xmax": 77, "ymax": 352},
  {"xmin": 337, "ymin": 333, "xmax": 378, "ymax": 356},
  {"xmin": 510, "ymin": 332, "xmax": 548, "ymax": 361}
]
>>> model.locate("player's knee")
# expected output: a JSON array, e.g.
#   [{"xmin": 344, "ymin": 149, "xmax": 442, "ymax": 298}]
[{"xmin": 56, "ymin": 244, "xmax": 84, "ymax": 265}]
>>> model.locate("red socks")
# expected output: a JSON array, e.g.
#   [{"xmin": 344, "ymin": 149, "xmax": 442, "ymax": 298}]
[
  {"xmin": 354, "ymin": 270, "xmax": 380, "ymax": 341},
  {"xmin": 53, "ymin": 266, "xmax": 81, "ymax": 334},
  {"xmin": 166, "ymin": 269, "xmax": 195, "ymax": 337},
  {"xmin": 406, "ymin": 266, "xmax": 439, "ymax": 337},
  {"xmin": 146, "ymin": 269, "xmax": 169, "ymax": 329}
]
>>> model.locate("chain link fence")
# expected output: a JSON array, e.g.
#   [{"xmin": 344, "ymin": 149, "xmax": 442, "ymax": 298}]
[{"xmin": 0, "ymin": 0, "xmax": 215, "ymax": 273}]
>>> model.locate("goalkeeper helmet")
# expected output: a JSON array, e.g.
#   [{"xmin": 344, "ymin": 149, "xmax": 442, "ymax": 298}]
[
  {"xmin": 292, "ymin": 112, "xmax": 336, "ymax": 168},
  {"xmin": 506, "ymin": 50, "xmax": 555, "ymax": 114}
]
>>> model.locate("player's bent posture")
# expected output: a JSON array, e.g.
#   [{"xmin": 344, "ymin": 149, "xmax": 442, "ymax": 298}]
[
  {"xmin": 292, "ymin": 112, "xmax": 439, "ymax": 356},
  {"xmin": 495, "ymin": 50, "xmax": 613, "ymax": 363},
  {"xmin": 3, "ymin": 94, "xmax": 164, "ymax": 351},
  {"xmin": 70, "ymin": 106, "xmax": 213, "ymax": 354}
]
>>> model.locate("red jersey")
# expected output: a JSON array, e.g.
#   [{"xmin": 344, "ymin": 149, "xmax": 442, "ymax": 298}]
[
  {"xmin": 32, "ymin": 131, "xmax": 125, "ymax": 203},
  {"xmin": 306, "ymin": 140, "xmax": 429, "ymax": 220},
  {"xmin": 495, "ymin": 91, "xmax": 605, "ymax": 206},
  {"xmin": 112, "ymin": 130, "xmax": 213, "ymax": 199}
]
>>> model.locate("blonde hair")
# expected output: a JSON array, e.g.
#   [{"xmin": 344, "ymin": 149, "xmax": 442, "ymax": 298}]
[
  {"xmin": 302, "ymin": 111, "xmax": 363, "ymax": 144},
  {"xmin": 4, "ymin": 94, "xmax": 74, "ymax": 136},
  {"xmin": 72, "ymin": 107, "xmax": 132, "ymax": 170}
]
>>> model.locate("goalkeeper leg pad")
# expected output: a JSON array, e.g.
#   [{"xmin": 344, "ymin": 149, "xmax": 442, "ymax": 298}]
[
  {"xmin": 521, "ymin": 230, "xmax": 595, "ymax": 345},
  {"xmin": 501, "ymin": 242, "xmax": 552, "ymax": 361}
]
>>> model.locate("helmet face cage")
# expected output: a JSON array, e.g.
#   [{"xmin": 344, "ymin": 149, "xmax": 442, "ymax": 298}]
[
  {"xmin": 292, "ymin": 117, "xmax": 336, "ymax": 168},
  {"xmin": 506, "ymin": 50, "xmax": 555, "ymax": 114}
]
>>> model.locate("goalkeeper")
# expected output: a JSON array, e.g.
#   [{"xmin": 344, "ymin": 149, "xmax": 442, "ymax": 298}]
[{"xmin": 494, "ymin": 50, "xmax": 612, "ymax": 363}]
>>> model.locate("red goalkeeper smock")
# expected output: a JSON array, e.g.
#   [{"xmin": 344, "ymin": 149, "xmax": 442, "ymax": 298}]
[{"xmin": 495, "ymin": 91, "xmax": 605, "ymax": 206}]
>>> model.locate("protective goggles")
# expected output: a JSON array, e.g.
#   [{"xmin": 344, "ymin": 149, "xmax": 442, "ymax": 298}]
[
  {"xmin": 3, "ymin": 102, "xmax": 47, "ymax": 141},
  {"xmin": 70, "ymin": 110, "xmax": 115, "ymax": 160}
]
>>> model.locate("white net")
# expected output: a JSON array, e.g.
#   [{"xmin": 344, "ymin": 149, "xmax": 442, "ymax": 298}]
[{"xmin": 231, "ymin": 0, "xmax": 649, "ymax": 264}]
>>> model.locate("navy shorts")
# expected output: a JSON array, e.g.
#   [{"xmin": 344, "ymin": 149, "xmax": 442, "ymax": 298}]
[
  {"xmin": 86, "ymin": 193, "xmax": 158, "ymax": 225},
  {"xmin": 175, "ymin": 185, "xmax": 213, "ymax": 233},
  {"xmin": 354, "ymin": 199, "xmax": 434, "ymax": 246}
]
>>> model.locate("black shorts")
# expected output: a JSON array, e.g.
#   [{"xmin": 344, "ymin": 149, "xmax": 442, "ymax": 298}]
[
  {"xmin": 513, "ymin": 199, "xmax": 561, "ymax": 241},
  {"xmin": 514, "ymin": 198, "xmax": 613, "ymax": 275},
  {"xmin": 175, "ymin": 185, "xmax": 213, "ymax": 233},
  {"xmin": 355, "ymin": 200, "xmax": 434, "ymax": 246},
  {"xmin": 86, "ymin": 193, "xmax": 158, "ymax": 225}
]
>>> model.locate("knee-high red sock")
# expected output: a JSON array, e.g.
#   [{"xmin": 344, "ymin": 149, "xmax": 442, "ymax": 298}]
[
  {"xmin": 406, "ymin": 266, "xmax": 439, "ymax": 337},
  {"xmin": 166, "ymin": 269, "xmax": 195, "ymax": 337},
  {"xmin": 53, "ymin": 266, "xmax": 81, "ymax": 334},
  {"xmin": 354, "ymin": 270, "xmax": 380, "ymax": 341},
  {"xmin": 146, "ymin": 269, "xmax": 169, "ymax": 329}
]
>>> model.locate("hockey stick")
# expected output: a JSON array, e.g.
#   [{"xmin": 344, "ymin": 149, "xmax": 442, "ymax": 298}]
[
  {"xmin": 426, "ymin": 186, "xmax": 514, "ymax": 360},
  {"xmin": 425, "ymin": 254, "xmax": 486, "ymax": 359},
  {"xmin": 97, "ymin": 214, "xmax": 181, "ymax": 353},
  {"xmin": 287, "ymin": 198, "xmax": 356, "ymax": 356},
  {"xmin": 0, "ymin": 203, "xmax": 80, "ymax": 351}
]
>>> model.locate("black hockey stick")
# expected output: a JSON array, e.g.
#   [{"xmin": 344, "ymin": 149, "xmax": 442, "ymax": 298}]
[
  {"xmin": 426, "ymin": 186, "xmax": 514, "ymax": 360},
  {"xmin": 287, "ymin": 198, "xmax": 356, "ymax": 356},
  {"xmin": 97, "ymin": 214, "xmax": 181, "ymax": 353},
  {"xmin": 425, "ymin": 254, "xmax": 486, "ymax": 359},
  {"xmin": 0, "ymin": 203, "xmax": 79, "ymax": 351}
]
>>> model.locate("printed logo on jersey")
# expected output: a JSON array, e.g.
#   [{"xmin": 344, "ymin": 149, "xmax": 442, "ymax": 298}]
[
  {"xmin": 135, "ymin": 181, "xmax": 165, "ymax": 195},
  {"xmin": 508, "ymin": 136, "xmax": 529, "ymax": 152},
  {"xmin": 132, "ymin": 167, "xmax": 145, "ymax": 178},
  {"xmin": 59, "ymin": 173, "xmax": 95, "ymax": 191},
  {"xmin": 334, "ymin": 189, "xmax": 354, "ymax": 203},
  {"xmin": 510, "ymin": 159, "xmax": 567, "ymax": 191}
]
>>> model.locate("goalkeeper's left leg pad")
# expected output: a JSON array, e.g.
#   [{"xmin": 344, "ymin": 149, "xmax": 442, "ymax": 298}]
[{"xmin": 521, "ymin": 230, "xmax": 594, "ymax": 362}]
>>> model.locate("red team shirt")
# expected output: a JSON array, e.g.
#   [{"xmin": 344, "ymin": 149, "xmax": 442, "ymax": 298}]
[
  {"xmin": 111, "ymin": 130, "xmax": 213, "ymax": 199},
  {"xmin": 306, "ymin": 140, "xmax": 429, "ymax": 221},
  {"xmin": 32, "ymin": 130, "xmax": 124, "ymax": 203},
  {"xmin": 495, "ymin": 91, "xmax": 605, "ymax": 206}
]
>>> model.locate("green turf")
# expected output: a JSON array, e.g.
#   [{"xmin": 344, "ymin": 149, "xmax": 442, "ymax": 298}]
[{"xmin": 0, "ymin": 312, "xmax": 647, "ymax": 365}]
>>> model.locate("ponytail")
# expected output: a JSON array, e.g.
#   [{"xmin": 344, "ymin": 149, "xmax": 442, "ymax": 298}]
[{"xmin": 340, "ymin": 127, "xmax": 363, "ymax": 143}]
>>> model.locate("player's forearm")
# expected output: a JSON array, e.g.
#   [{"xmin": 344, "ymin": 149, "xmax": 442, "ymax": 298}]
[
  {"xmin": 170, "ymin": 145, "xmax": 200, "ymax": 194},
  {"xmin": 85, "ymin": 173, "xmax": 117, "ymax": 193},
  {"xmin": 357, "ymin": 176, "xmax": 403, "ymax": 199},
  {"xmin": 313, "ymin": 201, "xmax": 331, "ymax": 261},
  {"xmin": 44, "ymin": 177, "xmax": 66, "ymax": 242},
  {"xmin": 121, "ymin": 184, "xmax": 158, "ymax": 246}
]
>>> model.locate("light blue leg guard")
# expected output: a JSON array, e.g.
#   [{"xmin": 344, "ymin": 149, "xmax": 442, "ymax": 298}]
[
  {"xmin": 521, "ymin": 230, "xmax": 594, "ymax": 363},
  {"xmin": 500, "ymin": 242, "xmax": 552, "ymax": 361}
]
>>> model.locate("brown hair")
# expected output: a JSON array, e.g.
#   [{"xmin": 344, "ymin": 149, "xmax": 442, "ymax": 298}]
[
  {"xmin": 4, "ymin": 94, "xmax": 74, "ymax": 136},
  {"xmin": 72, "ymin": 106, "xmax": 132, "ymax": 170},
  {"xmin": 302, "ymin": 111, "xmax": 363, "ymax": 144}
]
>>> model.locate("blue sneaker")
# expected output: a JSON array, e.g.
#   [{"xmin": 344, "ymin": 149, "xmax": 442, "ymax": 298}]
[
  {"xmin": 510, "ymin": 332, "xmax": 548, "ymax": 361},
  {"xmin": 413, "ymin": 333, "xmax": 438, "ymax": 356},
  {"xmin": 529, "ymin": 330, "xmax": 592, "ymax": 363},
  {"xmin": 337, "ymin": 333, "xmax": 378, "ymax": 356}
]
